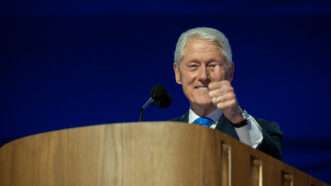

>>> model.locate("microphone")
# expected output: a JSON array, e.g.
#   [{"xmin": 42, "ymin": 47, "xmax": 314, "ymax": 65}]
[{"xmin": 139, "ymin": 85, "xmax": 171, "ymax": 121}]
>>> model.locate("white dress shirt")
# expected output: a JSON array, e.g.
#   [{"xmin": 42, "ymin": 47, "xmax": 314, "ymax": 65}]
[{"xmin": 188, "ymin": 108, "xmax": 263, "ymax": 148}]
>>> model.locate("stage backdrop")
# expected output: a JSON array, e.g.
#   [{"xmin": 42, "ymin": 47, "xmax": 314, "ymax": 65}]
[{"xmin": 1, "ymin": 0, "xmax": 331, "ymax": 183}]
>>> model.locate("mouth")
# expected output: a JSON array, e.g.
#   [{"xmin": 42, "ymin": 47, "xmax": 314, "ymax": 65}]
[{"xmin": 194, "ymin": 85, "xmax": 209, "ymax": 90}]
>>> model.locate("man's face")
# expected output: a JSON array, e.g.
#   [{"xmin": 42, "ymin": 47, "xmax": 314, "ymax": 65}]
[{"xmin": 174, "ymin": 38, "xmax": 234, "ymax": 108}]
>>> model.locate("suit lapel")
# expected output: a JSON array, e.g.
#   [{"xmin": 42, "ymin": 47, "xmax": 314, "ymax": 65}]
[{"xmin": 173, "ymin": 112, "xmax": 189, "ymax": 123}]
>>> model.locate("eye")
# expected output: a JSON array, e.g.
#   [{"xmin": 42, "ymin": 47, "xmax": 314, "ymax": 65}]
[
  {"xmin": 208, "ymin": 63, "xmax": 217, "ymax": 68},
  {"xmin": 186, "ymin": 63, "xmax": 199, "ymax": 70},
  {"xmin": 207, "ymin": 62, "xmax": 222, "ymax": 69}
]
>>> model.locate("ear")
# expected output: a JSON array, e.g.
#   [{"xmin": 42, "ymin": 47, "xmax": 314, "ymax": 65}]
[
  {"xmin": 225, "ymin": 63, "xmax": 234, "ymax": 82},
  {"xmin": 173, "ymin": 63, "xmax": 182, "ymax": 85}
]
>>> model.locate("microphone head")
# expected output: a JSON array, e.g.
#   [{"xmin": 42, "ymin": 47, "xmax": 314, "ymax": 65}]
[{"xmin": 150, "ymin": 85, "xmax": 172, "ymax": 108}]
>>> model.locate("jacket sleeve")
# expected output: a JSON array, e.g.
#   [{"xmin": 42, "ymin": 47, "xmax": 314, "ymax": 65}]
[{"xmin": 256, "ymin": 119, "xmax": 283, "ymax": 159}]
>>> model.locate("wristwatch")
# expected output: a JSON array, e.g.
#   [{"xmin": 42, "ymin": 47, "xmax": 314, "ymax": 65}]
[{"xmin": 233, "ymin": 109, "xmax": 249, "ymax": 128}]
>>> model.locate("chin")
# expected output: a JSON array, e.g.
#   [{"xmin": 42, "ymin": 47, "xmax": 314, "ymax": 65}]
[
  {"xmin": 197, "ymin": 102, "xmax": 214, "ymax": 108},
  {"xmin": 192, "ymin": 98, "xmax": 213, "ymax": 107}
]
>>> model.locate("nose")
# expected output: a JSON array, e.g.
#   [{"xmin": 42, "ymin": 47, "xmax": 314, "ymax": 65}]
[{"xmin": 198, "ymin": 65, "xmax": 210, "ymax": 83}]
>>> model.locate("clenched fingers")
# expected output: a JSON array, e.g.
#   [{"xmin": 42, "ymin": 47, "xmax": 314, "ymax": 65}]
[{"xmin": 208, "ymin": 80, "xmax": 238, "ymax": 109}]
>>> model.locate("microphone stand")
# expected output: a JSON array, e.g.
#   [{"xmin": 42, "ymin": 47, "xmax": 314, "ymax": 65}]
[{"xmin": 139, "ymin": 97, "xmax": 154, "ymax": 121}]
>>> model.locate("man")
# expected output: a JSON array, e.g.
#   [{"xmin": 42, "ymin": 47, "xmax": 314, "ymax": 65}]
[{"xmin": 173, "ymin": 27, "xmax": 282, "ymax": 159}]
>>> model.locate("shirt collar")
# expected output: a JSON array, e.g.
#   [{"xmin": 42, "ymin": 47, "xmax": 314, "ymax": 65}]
[{"xmin": 188, "ymin": 108, "xmax": 223, "ymax": 125}]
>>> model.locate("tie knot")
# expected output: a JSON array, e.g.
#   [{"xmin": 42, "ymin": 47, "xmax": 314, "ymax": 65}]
[{"xmin": 193, "ymin": 117, "xmax": 214, "ymax": 128}]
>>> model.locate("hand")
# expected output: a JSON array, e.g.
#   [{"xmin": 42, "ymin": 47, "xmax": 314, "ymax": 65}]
[{"xmin": 208, "ymin": 80, "xmax": 244, "ymax": 124}]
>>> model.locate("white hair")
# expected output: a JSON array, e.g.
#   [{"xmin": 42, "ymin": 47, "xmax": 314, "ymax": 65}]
[{"xmin": 174, "ymin": 27, "xmax": 233, "ymax": 64}]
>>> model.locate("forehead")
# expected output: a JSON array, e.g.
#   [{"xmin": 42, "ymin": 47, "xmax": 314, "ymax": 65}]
[{"xmin": 182, "ymin": 38, "xmax": 223, "ymax": 60}]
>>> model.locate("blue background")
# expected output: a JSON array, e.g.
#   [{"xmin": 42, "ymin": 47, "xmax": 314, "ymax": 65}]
[{"xmin": 1, "ymin": 0, "xmax": 331, "ymax": 183}]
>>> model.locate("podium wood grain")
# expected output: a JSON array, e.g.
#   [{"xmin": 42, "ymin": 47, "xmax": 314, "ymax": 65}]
[{"xmin": 0, "ymin": 122, "xmax": 328, "ymax": 186}]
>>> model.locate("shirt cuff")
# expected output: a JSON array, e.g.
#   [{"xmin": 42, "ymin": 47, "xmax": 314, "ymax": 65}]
[{"xmin": 234, "ymin": 114, "xmax": 263, "ymax": 149}]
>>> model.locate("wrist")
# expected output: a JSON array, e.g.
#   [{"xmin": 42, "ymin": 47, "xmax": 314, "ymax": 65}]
[
  {"xmin": 230, "ymin": 114, "xmax": 245, "ymax": 124},
  {"xmin": 231, "ymin": 109, "xmax": 249, "ymax": 127}
]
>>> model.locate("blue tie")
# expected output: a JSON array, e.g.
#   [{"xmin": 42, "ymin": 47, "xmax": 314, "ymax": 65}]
[{"xmin": 193, "ymin": 117, "xmax": 214, "ymax": 128}]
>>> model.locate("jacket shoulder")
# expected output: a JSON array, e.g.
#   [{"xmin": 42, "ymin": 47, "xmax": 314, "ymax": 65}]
[{"xmin": 171, "ymin": 112, "xmax": 189, "ymax": 122}]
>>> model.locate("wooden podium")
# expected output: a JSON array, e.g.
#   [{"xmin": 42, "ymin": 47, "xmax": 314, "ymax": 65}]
[{"xmin": 0, "ymin": 122, "xmax": 328, "ymax": 186}]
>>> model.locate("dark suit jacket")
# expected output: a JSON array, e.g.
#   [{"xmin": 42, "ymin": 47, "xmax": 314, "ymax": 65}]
[{"xmin": 173, "ymin": 112, "xmax": 283, "ymax": 159}]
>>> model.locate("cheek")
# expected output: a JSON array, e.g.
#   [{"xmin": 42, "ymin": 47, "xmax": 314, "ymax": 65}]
[{"xmin": 180, "ymin": 71, "xmax": 196, "ymax": 85}]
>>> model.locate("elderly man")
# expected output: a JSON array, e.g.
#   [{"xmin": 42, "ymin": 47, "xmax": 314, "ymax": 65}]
[{"xmin": 173, "ymin": 27, "xmax": 282, "ymax": 159}]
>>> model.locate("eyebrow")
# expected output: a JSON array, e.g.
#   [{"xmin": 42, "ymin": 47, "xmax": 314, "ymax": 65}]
[{"xmin": 187, "ymin": 60, "xmax": 200, "ymax": 63}]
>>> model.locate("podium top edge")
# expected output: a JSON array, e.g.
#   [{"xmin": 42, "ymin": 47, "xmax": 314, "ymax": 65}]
[{"xmin": 0, "ymin": 121, "xmax": 205, "ymax": 148}]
